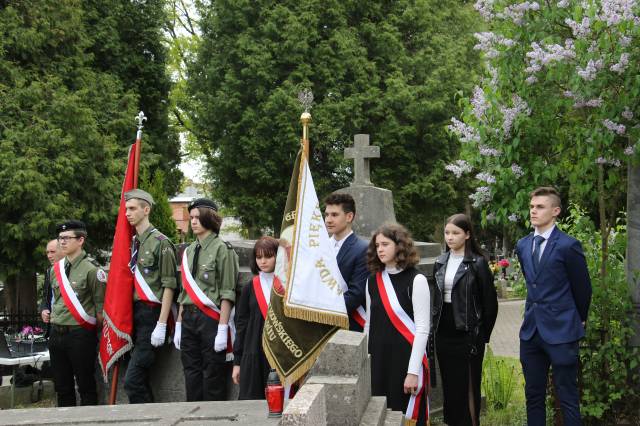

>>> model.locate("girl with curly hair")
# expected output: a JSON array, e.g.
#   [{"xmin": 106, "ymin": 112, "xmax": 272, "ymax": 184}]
[{"xmin": 364, "ymin": 223, "xmax": 430, "ymax": 426}]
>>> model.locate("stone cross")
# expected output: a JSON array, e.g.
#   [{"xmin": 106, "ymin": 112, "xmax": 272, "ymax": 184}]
[{"xmin": 344, "ymin": 134, "xmax": 380, "ymax": 186}]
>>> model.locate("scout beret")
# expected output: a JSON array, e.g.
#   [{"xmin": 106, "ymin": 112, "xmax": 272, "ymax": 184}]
[
  {"xmin": 124, "ymin": 188, "xmax": 154, "ymax": 205},
  {"xmin": 56, "ymin": 220, "xmax": 87, "ymax": 234},
  {"xmin": 188, "ymin": 198, "xmax": 218, "ymax": 212}
]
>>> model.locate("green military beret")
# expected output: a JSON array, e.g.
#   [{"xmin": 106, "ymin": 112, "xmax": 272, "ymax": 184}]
[
  {"xmin": 124, "ymin": 188, "xmax": 154, "ymax": 205},
  {"xmin": 56, "ymin": 220, "xmax": 86, "ymax": 234}
]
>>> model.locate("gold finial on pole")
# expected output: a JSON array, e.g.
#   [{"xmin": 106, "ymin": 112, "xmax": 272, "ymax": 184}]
[{"xmin": 298, "ymin": 89, "xmax": 313, "ymax": 157}]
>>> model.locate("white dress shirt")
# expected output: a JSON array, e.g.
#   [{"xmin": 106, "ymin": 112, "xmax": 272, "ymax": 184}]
[
  {"xmin": 330, "ymin": 230, "xmax": 353, "ymax": 253},
  {"xmin": 532, "ymin": 224, "xmax": 555, "ymax": 260}
]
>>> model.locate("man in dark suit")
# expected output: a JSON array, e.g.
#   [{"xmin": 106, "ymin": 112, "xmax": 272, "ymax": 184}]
[
  {"xmin": 324, "ymin": 193, "xmax": 369, "ymax": 331},
  {"xmin": 516, "ymin": 186, "xmax": 592, "ymax": 426}
]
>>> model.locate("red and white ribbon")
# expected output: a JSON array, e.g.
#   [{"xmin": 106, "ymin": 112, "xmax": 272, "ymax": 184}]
[
  {"xmin": 252, "ymin": 275, "xmax": 272, "ymax": 320},
  {"xmin": 134, "ymin": 266, "xmax": 162, "ymax": 304},
  {"xmin": 181, "ymin": 250, "xmax": 235, "ymax": 361},
  {"xmin": 376, "ymin": 270, "xmax": 429, "ymax": 424},
  {"xmin": 351, "ymin": 305, "xmax": 367, "ymax": 328},
  {"xmin": 53, "ymin": 259, "xmax": 97, "ymax": 331}
]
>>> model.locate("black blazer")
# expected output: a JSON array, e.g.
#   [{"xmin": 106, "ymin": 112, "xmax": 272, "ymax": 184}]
[{"xmin": 336, "ymin": 233, "xmax": 369, "ymax": 331}]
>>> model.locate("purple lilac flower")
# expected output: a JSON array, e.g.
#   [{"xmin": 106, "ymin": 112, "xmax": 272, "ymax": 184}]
[
  {"xmin": 610, "ymin": 53, "xmax": 629, "ymax": 73},
  {"xmin": 501, "ymin": 95, "xmax": 531, "ymax": 137},
  {"xmin": 471, "ymin": 86, "xmax": 489, "ymax": 120},
  {"xmin": 602, "ymin": 119, "xmax": 626, "ymax": 135},
  {"xmin": 620, "ymin": 35, "xmax": 632, "ymax": 46},
  {"xmin": 445, "ymin": 160, "xmax": 473, "ymax": 178},
  {"xmin": 595, "ymin": 157, "xmax": 608, "ymax": 164},
  {"xmin": 624, "ymin": 145, "xmax": 636, "ymax": 155},
  {"xmin": 511, "ymin": 163, "xmax": 524, "ymax": 177},
  {"xmin": 476, "ymin": 172, "xmax": 497, "ymax": 184},
  {"xmin": 577, "ymin": 59, "xmax": 604, "ymax": 81},
  {"xmin": 498, "ymin": 2, "xmax": 540, "ymax": 25},
  {"xmin": 525, "ymin": 75, "xmax": 538, "ymax": 84},
  {"xmin": 486, "ymin": 212, "xmax": 496, "ymax": 221},
  {"xmin": 598, "ymin": 0, "xmax": 637, "ymax": 26},
  {"xmin": 474, "ymin": 0, "xmax": 495, "ymax": 21},
  {"xmin": 508, "ymin": 213, "xmax": 519, "ymax": 222},
  {"xmin": 469, "ymin": 186, "xmax": 492, "ymax": 208},
  {"xmin": 525, "ymin": 40, "xmax": 575, "ymax": 77},
  {"xmin": 479, "ymin": 145, "xmax": 501, "ymax": 157},
  {"xmin": 448, "ymin": 117, "xmax": 481, "ymax": 143},
  {"xmin": 565, "ymin": 17, "xmax": 591, "ymax": 39},
  {"xmin": 557, "ymin": 0, "xmax": 570, "ymax": 7},
  {"xmin": 622, "ymin": 107, "xmax": 634, "ymax": 120}
]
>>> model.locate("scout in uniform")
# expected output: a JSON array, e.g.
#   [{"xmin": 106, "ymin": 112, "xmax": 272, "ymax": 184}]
[
  {"xmin": 173, "ymin": 198, "xmax": 239, "ymax": 401},
  {"xmin": 122, "ymin": 189, "xmax": 177, "ymax": 404},
  {"xmin": 49, "ymin": 220, "xmax": 106, "ymax": 406}
]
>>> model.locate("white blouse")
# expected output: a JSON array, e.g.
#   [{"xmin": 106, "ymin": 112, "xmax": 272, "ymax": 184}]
[
  {"xmin": 364, "ymin": 266, "xmax": 430, "ymax": 376},
  {"xmin": 444, "ymin": 254, "xmax": 464, "ymax": 303}
]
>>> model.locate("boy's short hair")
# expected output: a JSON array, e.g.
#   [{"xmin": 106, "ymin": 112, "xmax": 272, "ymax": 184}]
[
  {"xmin": 324, "ymin": 192, "xmax": 356, "ymax": 215},
  {"xmin": 530, "ymin": 186, "xmax": 562, "ymax": 208}
]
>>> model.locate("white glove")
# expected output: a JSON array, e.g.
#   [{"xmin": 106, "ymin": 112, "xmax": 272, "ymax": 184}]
[
  {"xmin": 173, "ymin": 322, "xmax": 182, "ymax": 350},
  {"xmin": 150, "ymin": 322, "xmax": 167, "ymax": 347},
  {"xmin": 214, "ymin": 324, "xmax": 229, "ymax": 352}
]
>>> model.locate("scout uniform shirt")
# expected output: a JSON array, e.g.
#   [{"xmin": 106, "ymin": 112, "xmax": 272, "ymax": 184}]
[
  {"xmin": 133, "ymin": 226, "xmax": 177, "ymax": 302},
  {"xmin": 50, "ymin": 250, "xmax": 106, "ymax": 326},
  {"xmin": 178, "ymin": 233, "xmax": 239, "ymax": 307}
]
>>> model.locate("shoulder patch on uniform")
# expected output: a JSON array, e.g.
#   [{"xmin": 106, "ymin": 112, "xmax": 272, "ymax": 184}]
[
  {"xmin": 224, "ymin": 241, "xmax": 233, "ymax": 249},
  {"xmin": 96, "ymin": 269, "xmax": 108, "ymax": 283},
  {"xmin": 155, "ymin": 234, "xmax": 168, "ymax": 241}
]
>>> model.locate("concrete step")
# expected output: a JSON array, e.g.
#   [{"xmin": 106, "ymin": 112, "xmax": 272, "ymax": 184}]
[
  {"xmin": 0, "ymin": 379, "xmax": 54, "ymax": 409},
  {"xmin": 383, "ymin": 409, "xmax": 405, "ymax": 426},
  {"xmin": 415, "ymin": 241, "xmax": 442, "ymax": 258},
  {"xmin": 359, "ymin": 396, "xmax": 387, "ymax": 426}
]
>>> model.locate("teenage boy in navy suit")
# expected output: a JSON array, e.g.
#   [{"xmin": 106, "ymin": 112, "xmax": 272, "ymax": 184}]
[
  {"xmin": 324, "ymin": 193, "xmax": 369, "ymax": 332},
  {"xmin": 516, "ymin": 186, "xmax": 592, "ymax": 426}
]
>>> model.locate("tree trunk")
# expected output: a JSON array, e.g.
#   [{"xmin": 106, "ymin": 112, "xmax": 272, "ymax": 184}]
[
  {"xmin": 627, "ymin": 162, "xmax": 640, "ymax": 346},
  {"xmin": 3, "ymin": 270, "xmax": 38, "ymax": 315}
]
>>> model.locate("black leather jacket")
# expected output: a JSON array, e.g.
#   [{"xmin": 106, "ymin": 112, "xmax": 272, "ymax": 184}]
[{"xmin": 432, "ymin": 251, "xmax": 498, "ymax": 348}]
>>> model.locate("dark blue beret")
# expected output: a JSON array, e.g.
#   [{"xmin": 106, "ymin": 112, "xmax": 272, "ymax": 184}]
[
  {"xmin": 188, "ymin": 198, "xmax": 218, "ymax": 212},
  {"xmin": 56, "ymin": 220, "xmax": 86, "ymax": 234}
]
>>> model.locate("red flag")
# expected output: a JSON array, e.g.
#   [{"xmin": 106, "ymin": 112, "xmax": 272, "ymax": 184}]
[{"xmin": 99, "ymin": 135, "xmax": 139, "ymax": 378}]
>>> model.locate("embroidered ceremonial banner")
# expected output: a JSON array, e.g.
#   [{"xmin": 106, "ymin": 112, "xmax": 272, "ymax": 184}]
[
  {"xmin": 99, "ymin": 139, "xmax": 138, "ymax": 378},
  {"xmin": 263, "ymin": 149, "xmax": 348, "ymax": 384}
]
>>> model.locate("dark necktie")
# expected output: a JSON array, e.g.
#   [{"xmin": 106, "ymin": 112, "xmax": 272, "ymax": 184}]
[
  {"xmin": 191, "ymin": 243, "xmax": 201, "ymax": 277},
  {"xmin": 532, "ymin": 235, "xmax": 545, "ymax": 272},
  {"xmin": 64, "ymin": 260, "xmax": 72, "ymax": 278},
  {"xmin": 129, "ymin": 236, "xmax": 140, "ymax": 273}
]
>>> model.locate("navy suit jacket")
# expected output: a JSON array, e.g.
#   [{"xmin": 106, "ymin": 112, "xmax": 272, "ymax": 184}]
[
  {"xmin": 337, "ymin": 233, "xmax": 369, "ymax": 331},
  {"xmin": 515, "ymin": 226, "xmax": 592, "ymax": 344}
]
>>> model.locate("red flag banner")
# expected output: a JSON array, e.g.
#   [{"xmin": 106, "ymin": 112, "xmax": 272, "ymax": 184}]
[{"xmin": 99, "ymin": 137, "xmax": 139, "ymax": 378}]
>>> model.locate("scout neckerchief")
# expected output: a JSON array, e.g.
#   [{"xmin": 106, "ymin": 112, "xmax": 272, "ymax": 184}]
[
  {"xmin": 252, "ymin": 273, "xmax": 278, "ymax": 319},
  {"xmin": 181, "ymin": 249, "xmax": 235, "ymax": 361},
  {"xmin": 376, "ymin": 270, "xmax": 430, "ymax": 426},
  {"xmin": 53, "ymin": 258, "xmax": 97, "ymax": 331}
]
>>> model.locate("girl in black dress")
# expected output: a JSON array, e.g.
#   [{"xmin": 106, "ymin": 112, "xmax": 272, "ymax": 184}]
[
  {"xmin": 365, "ymin": 224, "xmax": 430, "ymax": 426},
  {"xmin": 433, "ymin": 214, "xmax": 498, "ymax": 426},
  {"xmin": 232, "ymin": 236, "xmax": 279, "ymax": 399}
]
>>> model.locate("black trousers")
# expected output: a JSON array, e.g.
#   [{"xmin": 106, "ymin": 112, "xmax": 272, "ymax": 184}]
[
  {"xmin": 124, "ymin": 302, "xmax": 161, "ymax": 404},
  {"xmin": 180, "ymin": 306, "xmax": 230, "ymax": 401},
  {"xmin": 436, "ymin": 303, "xmax": 485, "ymax": 426},
  {"xmin": 48, "ymin": 326, "xmax": 98, "ymax": 407}
]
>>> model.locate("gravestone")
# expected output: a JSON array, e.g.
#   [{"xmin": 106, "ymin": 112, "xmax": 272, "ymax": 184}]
[{"xmin": 338, "ymin": 134, "xmax": 396, "ymax": 238}]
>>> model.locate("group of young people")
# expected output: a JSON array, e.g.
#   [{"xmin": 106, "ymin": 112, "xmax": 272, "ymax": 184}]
[{"xmin": 40, "ymin": 185, "xmax": 591, "ymax": 426}]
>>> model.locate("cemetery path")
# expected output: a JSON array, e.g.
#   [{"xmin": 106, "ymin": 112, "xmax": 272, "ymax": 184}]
[{"xmin": 490, "ymin": 299, "xmax": 525, "ymax": 358}]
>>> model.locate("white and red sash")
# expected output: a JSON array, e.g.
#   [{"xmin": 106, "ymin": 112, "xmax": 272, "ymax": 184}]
[
  {"xmin": 53, "ymin": 259, "xmax": 97, "ymax": 331},
  {"xmin": 181, "ymin": 250, "xmax": 235, "ymax": 361},
  {"xmin": 376, "ymin": 270, "xmax": 429, "ymax": 424},
  {"xmin": 134, "ymin": 266, "xmax": 162, "ymax": 304},
  {"xmin": 252, "ymin": 275, "xmax": 271, "ymax": 320},
  {"xmin": 351, "ymin": 305, "xmax": 366, "ymax": 328}
]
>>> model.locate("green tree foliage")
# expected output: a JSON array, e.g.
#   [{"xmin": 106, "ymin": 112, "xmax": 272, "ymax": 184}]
[
  {"xmin": 140, "ymin": 168, "xmax": 179, "ymax": 241},
  {"xmin": 187, "ymin": 0, "xmax": 481, "ymax": 238},
  {"xmin": 0, "ymin": 0, "xmax": 176, "ymax": 312},
  {"xmin": 84, "ymin": 0, "xmax": 182, "ymax": 192}
]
